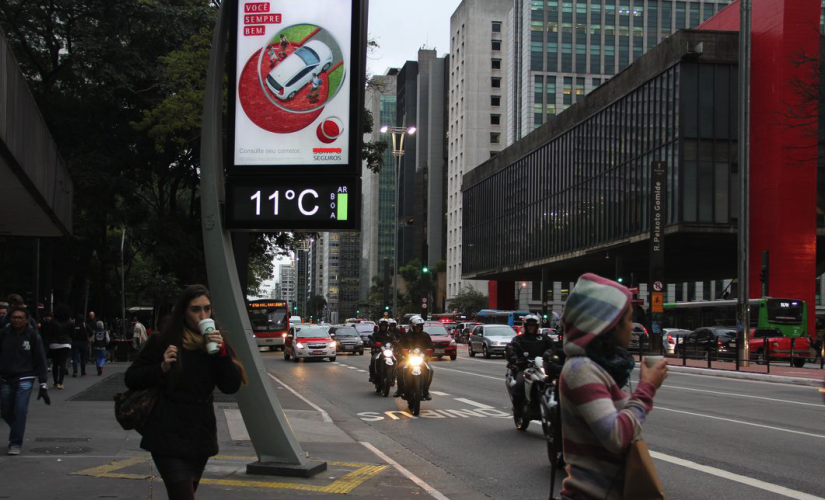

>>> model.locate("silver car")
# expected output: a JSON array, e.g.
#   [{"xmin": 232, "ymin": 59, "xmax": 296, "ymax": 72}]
[{"xmin": 468, "ymin": 325, "xmax": 517, "ymax": 358}]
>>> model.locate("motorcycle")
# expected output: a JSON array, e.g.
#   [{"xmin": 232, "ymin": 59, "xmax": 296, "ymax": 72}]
[
  {"xmin": 372, "ymin": 341, "xmax": 396, "ymax": 397},
  {"xmin": 505, "ymin": 356, "xmax": 547, "ymax": 431},
  {"xmin": 402, "ymin": 347, "xmax": 429, "ymax": 416},
  {"xmin": 539, "ymin": 349, "xmax": 565, "ymax": 468}
]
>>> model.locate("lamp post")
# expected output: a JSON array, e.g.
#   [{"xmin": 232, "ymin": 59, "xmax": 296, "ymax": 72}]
[{"xmin": 380, "ymin": 125, "xmax": 416, "ymax": 318}]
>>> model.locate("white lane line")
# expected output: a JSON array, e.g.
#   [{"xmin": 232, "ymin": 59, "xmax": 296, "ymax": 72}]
[
  {"xmin": 665, "ymin": 385, "xmax": 824, "ymax": 408},
  {"xmin": 453, "ymin": 398, "xmax": 495, "ymax": 409},
  {"xmin": 357, "ymin": 369, "xmax": 368, "ymax": 373},
  {"xmin": 360, "ymin": 442, "xmax": 450, "ymax": 500},
  {"xmin": 665, "ymin": 369, "xmax": 821, "ymax": 390},
  {"xmin": 651, "ymin": 450, "xmax": 825, "ymax": 500},
  {"xmin": 437, "ymin": 366, "xmax": 501, "ymax": 381},
  {"xmin": 266, "ymin": 372, "xmax": 333, "ymax": 423},
  {"xmin": 656, "ymin": 407, "xmax": 825, "ymax": 440},
  {"xmin": 429, "ymin": 391, "xmax": 450, "ymax": 396},
  {"xmin": 346, "ymin": 366, "xmax": 358, "ymax": 370}
]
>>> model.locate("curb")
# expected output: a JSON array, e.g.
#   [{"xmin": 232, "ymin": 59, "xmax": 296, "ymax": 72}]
[{"xmin": 665, "ymin": 364, "xmax": 824, "ymax": 387}]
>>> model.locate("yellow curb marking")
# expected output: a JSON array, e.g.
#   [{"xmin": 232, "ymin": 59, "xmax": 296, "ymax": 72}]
[{"xmin": 71, "ymin": 455, "xmax": 387, "ymax": 494}]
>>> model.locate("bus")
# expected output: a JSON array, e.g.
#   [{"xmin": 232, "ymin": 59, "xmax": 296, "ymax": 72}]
[
  {"xmin": 663, "ymin": 297, "xmax": 807, "ymax": 338},
  {"xmin": 246, "ymin": 299, "xmax": 289, "ymax": 351},
  {"xmin": 475, "ymin": 309, "xmax": 531, "ymax": 328}
]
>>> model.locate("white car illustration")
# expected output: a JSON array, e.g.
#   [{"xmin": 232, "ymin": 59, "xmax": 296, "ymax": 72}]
[{"xmin": 266, "ymin": 40, "xmax": 334, "ymax": 100}]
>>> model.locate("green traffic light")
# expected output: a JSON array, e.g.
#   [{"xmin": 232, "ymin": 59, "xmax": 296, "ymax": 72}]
[
  {"xmin": 422, "ymin": 267, "xmax": 429, "ymax": 273},
  {"xmin": 543, "ymin": 314, "xmax": 548, "ymax": 319},
  {"xmin": 385, "ymin": 306, "xmax": 390, "ymax": 310},
  {"xmin": 617, "ymin": 277, "xmax": 623, "ymax": 283}
]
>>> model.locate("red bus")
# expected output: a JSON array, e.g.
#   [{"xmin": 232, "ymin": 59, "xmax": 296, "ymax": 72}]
[{"xmin": 246, "ymin": 299, "xmax": 289, "ymax": 351}]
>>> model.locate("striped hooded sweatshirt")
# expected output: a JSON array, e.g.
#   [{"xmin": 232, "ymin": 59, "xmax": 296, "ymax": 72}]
[{"xmin": 559, "ymin": 274, "xmax": 657, "ymax": 500}]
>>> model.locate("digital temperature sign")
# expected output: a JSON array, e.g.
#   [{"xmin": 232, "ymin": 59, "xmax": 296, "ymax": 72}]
[{"xmin": 226, "ymin": 176, "xmax": 360, "ymax": 230}]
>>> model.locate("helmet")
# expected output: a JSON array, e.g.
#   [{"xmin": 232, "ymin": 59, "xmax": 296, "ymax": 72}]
[
  {"xmin": 378, "ymin": 318, "xmax": 389, "ymax": 326},
  {"xmin": 523, "ymin": 314, "xmax": 541, "ymax": 326},
  {"xmin": 388, "ymin": 319, "xmax": 397, "ymax": 326},
  {"xmin": 410, "ymin": 316, "xmax": 425, "ymax": 327}
]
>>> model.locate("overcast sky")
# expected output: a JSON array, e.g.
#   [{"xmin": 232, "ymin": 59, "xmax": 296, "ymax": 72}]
[{"xmin": 366, "ymin": 0, "xmax": 462, "ymax": 76}]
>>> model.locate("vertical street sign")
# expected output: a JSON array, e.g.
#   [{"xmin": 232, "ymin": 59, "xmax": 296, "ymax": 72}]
[{"xmin": 649, "ymin": 161, "xmax": 667, "ymax": 352}]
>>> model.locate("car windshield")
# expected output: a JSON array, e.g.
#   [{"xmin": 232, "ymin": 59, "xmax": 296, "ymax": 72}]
[
  {"xmin": 423, "ymin": 325, "xmax": 449, "ymax": 336},
  {"xmin": 713, "ymin": 330, "xmax": 736, "ymax": 338},
  {"xmin": 295, "ymin": 46, "xmax": 320, "ymax": 65},
  {"xmin": 333, "ymin": 328, "xmax": 358, "ymax": 337},
  {"xmin": 485, "ymin": 327, "xmax": 516, "ymax": 338},
  {"xmin": 296, "ymin": 328, "xmax": 331, "ymax": 339}
]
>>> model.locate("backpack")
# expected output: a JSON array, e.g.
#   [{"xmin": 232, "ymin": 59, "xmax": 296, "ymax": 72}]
[{"xmin": 92, "ymin": 330, "xmax": 108, "ymax": 349}]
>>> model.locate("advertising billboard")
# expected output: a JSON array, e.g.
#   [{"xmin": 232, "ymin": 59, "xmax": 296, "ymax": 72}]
[{"xmin": 232, "ymin": 0, "xmax": 355, "ymax": 168}]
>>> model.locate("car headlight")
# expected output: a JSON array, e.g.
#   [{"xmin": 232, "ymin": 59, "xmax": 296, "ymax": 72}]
[
  {"xmin": 450, "ymin": 340, "xmax": 456, "ymax": 346},
  {"xmin": 357, "ymin": 340, "xmax": 363, "ymax": 345},
  {"xmin": 281, "ymin": 333, "xmax": 287, "ymax": 338},
  {"xmin": 296, "ymin": 342, "xmax": 304, "ymax": 349},
  {"xmin": 409, "ymin": 355, "xmax": 424, "ymax": 366},
  {"xmin": 329, "ymin": 342, "xmax": 336, "ymax": 348}
]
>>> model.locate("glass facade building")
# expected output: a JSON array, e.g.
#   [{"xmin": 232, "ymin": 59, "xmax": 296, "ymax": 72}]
[
  {"xmin": 508, "ymin": 0, "xmax": 733, "ymax": 144},
  {"xmin": 463, "ymin": 30, "xmax": 740, "ymax": 280}
]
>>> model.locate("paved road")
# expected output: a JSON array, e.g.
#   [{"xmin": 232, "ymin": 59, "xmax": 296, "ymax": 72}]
[{"xmin": 263, "ymin": 345, "xmax": 825, "ymax": 500}]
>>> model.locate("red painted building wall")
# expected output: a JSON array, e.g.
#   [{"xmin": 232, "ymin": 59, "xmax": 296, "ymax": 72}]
[
  {"xmin": 488, "ymin": 280, "xmax": 515, "ymax": 310},
  {"xmin": 701, "ymin": 0, "xmax": 820, "ymax": 334}
]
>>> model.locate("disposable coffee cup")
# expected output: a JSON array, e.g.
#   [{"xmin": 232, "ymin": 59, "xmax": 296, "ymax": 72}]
[
  {"xmin": 198, "ymin": 318, "xmax": 221, "ymax": 355},
  {"xmin": 644, "ymin": 355, "xmax": 664, "ymax": 369}
]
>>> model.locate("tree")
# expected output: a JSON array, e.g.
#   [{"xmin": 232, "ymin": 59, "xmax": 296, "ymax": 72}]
[
  {"xmin": 307, "ymin": 295, "xmax": 327, "ymax": 320},
  {"xmin": 398, "ymin": 259, "xmax": 436, "ymax": 316},
  {"xmin": 450, "ymin": 286, "xmax": 489, "ymax": 315}
]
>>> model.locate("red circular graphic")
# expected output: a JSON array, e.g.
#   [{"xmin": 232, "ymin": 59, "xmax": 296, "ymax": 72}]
[
  {"xmin": 238, "ymin": 48, "xmax": 324, "ymax": 134},
  {"xmin": 316, "ymin": 117, "xmax": 343, "ymax": 144}
]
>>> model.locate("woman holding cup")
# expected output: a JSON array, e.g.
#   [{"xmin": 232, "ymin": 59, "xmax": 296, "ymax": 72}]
[
  {"xmin": 558, "ymin": 273, "xmax": 668, "ymax": 499},
  {"xmin": 125, "ymin": 285, "xmax": 247, "ymax": 500}
]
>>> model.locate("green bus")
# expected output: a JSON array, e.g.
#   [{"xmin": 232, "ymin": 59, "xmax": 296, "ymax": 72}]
[{"xmin": 662, "ymin": 297, "xmax": 806, "ymax": 338}]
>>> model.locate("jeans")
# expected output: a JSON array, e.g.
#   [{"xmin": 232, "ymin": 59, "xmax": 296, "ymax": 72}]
[
  {"xmin": 51, "ymin": 347, "xmax": 70, "ymax": 385},
  {"xmin": 72, "ymin": 341, "xmax": 89, "ymax": 375},
  {"xmin": 0, "ymin": 379, "xmax": 35, "ymax": 447},
  {"xmin": 94, "ymin": 349, "xmax": 107, "ymax": 373}
]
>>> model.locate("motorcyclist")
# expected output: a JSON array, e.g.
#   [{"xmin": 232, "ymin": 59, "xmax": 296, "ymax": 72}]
[
  {"xmin": 506, "ymin": 314, "xmax": 555, "ymax": 416},
  {"xmin": 387, "ymin": 319, "xmax": 399, "ymax": 338},
  {"xmin": 394, "ymin": 316, "xmax": 434, "ymax": 400},
  {"xmin": 368, "ymin": 318, "xmax": 398, "ymax": 383}
]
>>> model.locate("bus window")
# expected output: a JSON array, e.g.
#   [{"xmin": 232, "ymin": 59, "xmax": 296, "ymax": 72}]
[{"xmin": 766, "ymin": 299, "xmax": 802, "ymax": 324}]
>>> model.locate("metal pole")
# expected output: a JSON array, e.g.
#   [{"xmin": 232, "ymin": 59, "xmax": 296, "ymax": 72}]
[
  {"xmin": 200, "ymin": 2, "xmax": 324, "ymax": 476},
  {"xmin": 737, "ymin": 0, "xmax": 751, "ymax": 368},
  {"xmin": 33, "ymin": 238, "xmax": 40, "ymax": 317},
  {"xmin": 121, "ymin": 229, "xmax": 126, "ymax": 340},
  {"xmin": 393, "ymin": 152, "xmax": 401, "ymax": 317}
]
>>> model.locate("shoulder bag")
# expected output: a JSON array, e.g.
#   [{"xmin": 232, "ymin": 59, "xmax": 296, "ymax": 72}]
[
  {"xmin": 114, "ymin": 387, "xmax": 160, "ymax": 432},
  {"xmin": 622, "ymin": 421, "xmax": 666, "ymax": 500}
]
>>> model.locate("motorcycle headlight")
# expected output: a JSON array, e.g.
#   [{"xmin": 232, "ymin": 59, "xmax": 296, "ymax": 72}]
[
  {"xmin": 409, "ymin": 355, "xmax": 424, "ymax": 366},
  {"xmin": 296, "ymin": 342, "xmax": 304, "ymax": 349},
  {"xmin": 383, "ymin": 349, "xmax": 393, "ymax": 357}
]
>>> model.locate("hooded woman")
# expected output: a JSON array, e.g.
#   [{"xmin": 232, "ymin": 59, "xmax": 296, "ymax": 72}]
[{"xmin": 559, "ymin": 273, "xmax": 668, "ymax": 499}]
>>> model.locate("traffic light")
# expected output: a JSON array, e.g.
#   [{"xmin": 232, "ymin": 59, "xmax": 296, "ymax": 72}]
[
  {"xmin": 422, "ymin": 267, "xmax": 429, "ymax": 273},
  {"xmin": 617, "ymin": 277, "xmax": 624, "ymax": 283},
  {"xmin": 293, "ymin": 306, "xmax": 298, "ymax": 311},
  {"xmin": 385, "ymin": 305, "xmax": 390, "ymax": 311},
  {"xmin": 543, "ymin": 314, "xmax": 548, "ymax": 320},
  {"xmin": 356, "ymin": 309, "xmax": 360, "ymax": 315}
]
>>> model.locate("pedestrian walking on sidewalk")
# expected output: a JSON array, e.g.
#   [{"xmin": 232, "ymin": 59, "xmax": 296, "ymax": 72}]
[
  {"xmin": 132, "ymin": 317, "xmax": 148, "ymax": 351},
  {"xmin": 559, "ymin": 274, "xmax": 668, "ymax": 500},
  {"xmin": 91, "ymin": 321, "xmax": 109, "ymax": 376},
  {"xmin": 0, "ymin": 306, "xmax": 50, "ymax": 455},
  {"xmin": 125, "ymin": 285, "xmax": 247, "ymax": 500},
  {"xmin": 71, "ymin": 314, "xmax": 91, "ymax": 377},
  {"xmin": 49, "ymin": 305, "xmax": 73, "ymax": 390}
]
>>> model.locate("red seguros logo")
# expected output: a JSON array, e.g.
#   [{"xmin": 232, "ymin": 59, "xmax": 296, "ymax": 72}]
[{"xmin": 313, "ymin": 117, "xmax": 344, "ymax": 160}]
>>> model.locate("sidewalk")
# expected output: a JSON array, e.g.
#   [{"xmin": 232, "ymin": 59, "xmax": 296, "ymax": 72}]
[
  {"xmin": 662, "ymin": 356, "xmax": 825, "ymax": 387},
  {"xmin": 0, "ymin": 362, "xmax": 427, "ymax": 499}
]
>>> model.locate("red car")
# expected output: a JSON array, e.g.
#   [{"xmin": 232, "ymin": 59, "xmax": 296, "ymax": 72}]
[{"xmin": 422, "ymin": 322, "xmax": 457, "ymax": 360}]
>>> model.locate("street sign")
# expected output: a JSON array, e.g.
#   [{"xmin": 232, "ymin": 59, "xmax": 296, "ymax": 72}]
[
  {"xmin": 422, "ymin": 303, "xmax": 428, "ymax": 309},
  {"xmin": 652, "ymin": 292, "xmax": 664, "ymax": 313},
  {"xmin": 542, "ymin": 301, "xmax": 548, "ymax": 307},
  {"xmin": 653, "ymin": 281, "xmax": 663, "ymax": 292}
]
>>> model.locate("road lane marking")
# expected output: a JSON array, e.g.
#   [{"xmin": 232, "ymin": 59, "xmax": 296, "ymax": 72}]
[
  {"xmin": 650, "ymin": 451, "xmax": 825, "ymax": 500},
  {"xmin": 429, "ymin": 391, "xmax": 450, "ymax": 396},
  {"xmin": 657, "ymin": 407, "xmax": 825, "ymax": 440},
  {"xmin": 266, "ymin": 372, "xmax": 333, "ymax": 423},
  {"xmin": 664, "ymin": 385, "xmax": 824, "ymax": 408},
  {"xmin": 357, "ymin": 407, "xmax": 509, "ymax": 422},
  {"xmin": 453, "ymin": 398, "xmax": 495, "ymax": 409},
  {"xmin": 360, "ymin": 442, "xmax": 450, "ymax": 500},
  {"xmin": 436, "ymin": 366, "xmax": 501, "ymax": 381}
]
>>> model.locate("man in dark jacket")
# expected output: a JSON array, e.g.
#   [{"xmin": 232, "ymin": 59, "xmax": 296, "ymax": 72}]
[
  {"xmin": 71, "ymin": 315, "xmax": 91, "ymax": 377},
  {"xmin": 0, "ymin": 307, "xmax": 50, "ymax": 455},
  {"xmin": 394, "ymin": 316, "xmax": 434, "ymax": 400},
  {"xmin": 506, "ymin": 314, "xmax": 554, "ymax": 415},
  {"xmin": 367, "ymin": 319, "xmax": 398, "ymax": 383}
]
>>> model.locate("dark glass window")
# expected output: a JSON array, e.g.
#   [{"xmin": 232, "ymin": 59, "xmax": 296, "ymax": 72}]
[
  {"xmin": 675, "ymin": 2, "xmax": 686, "ymax": 29},
  {"xmin": 491, "ymin": 114, "xmax": 501, "ymax": 125},
  {"xmin": 491, "ymin": 95, "xmax": 501, "ymax": 106},
  {"xmin": 492, "ymin": 40, "xmax": 501, "ymax": 50},
  {"xmin": 492, "ymin": 21, "xmax": 502, "ymax": 32},
  {"xmin": 491, "ymin": 77, "xmax": 501, "ymax": 88},
  {"xmin": 689, "ymin": 2, "xmax": 700, "ymax": 27},
  {"xmin": 492, "ymin": 58, "xmax": 501, "ymax": 70}
]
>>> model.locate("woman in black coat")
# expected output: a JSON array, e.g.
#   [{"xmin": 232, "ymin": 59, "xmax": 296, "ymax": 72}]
[{"xmin": 125, "ymin": 285, "xmax": 247, "ymax": 499}]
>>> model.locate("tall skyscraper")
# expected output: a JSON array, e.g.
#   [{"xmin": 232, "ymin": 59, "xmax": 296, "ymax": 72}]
[
  {"xmin": 507, "ymin": 0, "xmax": 732, "ymax": 144},
  {"xmin": 446, "ymin": 0, "xmax": 513, "ymax": 306},
  {"xmin": 278, "ymin": 263, "xmax": 297, "ymax": 305},
  {"xmin": 295, "ymin": 239, "xmax": 309, "ymax": 319}
]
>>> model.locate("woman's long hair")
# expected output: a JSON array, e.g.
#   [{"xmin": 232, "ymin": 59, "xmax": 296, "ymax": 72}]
[{"xmin": 161, "ymin": 285, "xmax": 248, "ymax": 388}]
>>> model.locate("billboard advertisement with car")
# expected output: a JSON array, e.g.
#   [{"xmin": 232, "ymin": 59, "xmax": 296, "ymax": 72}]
[{"xmin": 233, "ymin": 0, "xmax": 352, "ymax": 166}]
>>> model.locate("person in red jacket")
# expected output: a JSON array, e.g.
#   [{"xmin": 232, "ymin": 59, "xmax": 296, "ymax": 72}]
[{"xmin": 125, "ymin": 285, "xmax": 247, "ymax": 500}]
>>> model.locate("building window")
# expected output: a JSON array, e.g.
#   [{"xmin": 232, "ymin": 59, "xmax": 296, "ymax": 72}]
[
  {"xmin": 491, "ymin": 95, "xmax": 501, "ymax": 106},
  {"xmin": 491, "ymin": 114, "xmax": 501, "ymax": 125},
  {"xmin": 492, "ymin": 58, "xmax": 501, "ymax": 70},
  {"xmin": 491, "ymin": 77, "xmax": 501, "ymax": 88},
  {"xmin": 492, "ymin": 21, "xmax": 502, "ymax": 33},
  {"xmin": 490, "ymin": 132, "xmax": 501, "ymax": 144},
  {"xmin": 492, "ymin": 40, "xmax": 501, "ymax": 51}
]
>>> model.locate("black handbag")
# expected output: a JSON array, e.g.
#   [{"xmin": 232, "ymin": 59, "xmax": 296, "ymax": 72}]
[{"xmin": 113, "ymin": 387, "xmax": 160, "ymax": 432}]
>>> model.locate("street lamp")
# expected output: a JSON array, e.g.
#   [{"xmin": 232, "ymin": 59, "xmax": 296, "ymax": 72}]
[{"xmin": 380, "ymin": 125, "xmax": 416, "ymax": 318}]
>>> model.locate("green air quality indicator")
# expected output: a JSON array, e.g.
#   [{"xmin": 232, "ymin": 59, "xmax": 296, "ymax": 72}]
[{"xmin": 337, "ymin": 193, "xmax": 348, "ymax": 221}]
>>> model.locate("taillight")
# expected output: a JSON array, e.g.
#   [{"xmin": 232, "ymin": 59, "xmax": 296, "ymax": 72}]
[
  {"xmin": 667, "ymin": 334, "xmax": 673, "ymax": 341},
  {"xmin": 718, "ymin": 340, "xmax": 722, "ymax": 345},
  {"xmin": 375, "ymin": 342, "xmax": 382, "ymax": 348},
  {"xmin": 643, "ymin": 326, "xmax": 649, "ymax": 335}
]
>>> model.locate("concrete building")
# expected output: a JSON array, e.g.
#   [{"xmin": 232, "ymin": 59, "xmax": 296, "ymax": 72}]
[
  {"xmin": 295, "ymin": 239, "xmax": 309, "ymax": 319},
  {"xmin": 446, "ymin": 0, "xmax": 513, "ymax": 306},
  {"xmin": 507, "ymin": 0, "xmax": 733, "ymax": 145},
  {"xmin": 361, "ymin": 71, "xmax": 399, "ymax": 303},
  {"xmin": 317, "ymin": 232, "xmax": 360, "ymax": 323},
  {"xmin": 278, "ymin": 263, "xmax": 297, "ymax": 305}
]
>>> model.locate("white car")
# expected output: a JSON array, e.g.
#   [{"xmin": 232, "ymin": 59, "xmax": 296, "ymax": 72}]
[{"xmin": 266, "ymin": 40, "xmax": 334, "ymax": 100}]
